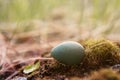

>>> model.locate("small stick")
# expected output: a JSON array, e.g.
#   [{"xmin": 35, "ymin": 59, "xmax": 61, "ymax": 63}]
[{"xmin": 5, "ymin": 71, "xmax": 19, "ymax": 80}]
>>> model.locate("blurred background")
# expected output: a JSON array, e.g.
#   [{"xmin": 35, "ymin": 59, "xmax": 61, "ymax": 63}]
[{"xmin": 0, "ymin": 0, "xmax": 120, "ymax": 42}]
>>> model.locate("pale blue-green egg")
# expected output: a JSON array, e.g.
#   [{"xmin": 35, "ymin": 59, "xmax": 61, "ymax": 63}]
[{"xmin": 51, "ymin": 41, "xmax": 85, "ymax": 65}]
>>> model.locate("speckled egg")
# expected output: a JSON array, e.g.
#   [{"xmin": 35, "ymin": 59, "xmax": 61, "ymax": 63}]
[{"xmin": 51, "ymin": 41, "xmax": 85, "ymax": 65}]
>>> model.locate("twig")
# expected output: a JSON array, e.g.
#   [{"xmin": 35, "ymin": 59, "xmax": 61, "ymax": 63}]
[{"xmin": 5, "ymin": 71, "xmax": 19, "ymax": 80}]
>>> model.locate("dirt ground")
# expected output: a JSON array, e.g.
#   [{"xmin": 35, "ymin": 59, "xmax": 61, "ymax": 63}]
[{"xmin": 0, "ymin": 32, "xmax": 120, "ymax": 80}]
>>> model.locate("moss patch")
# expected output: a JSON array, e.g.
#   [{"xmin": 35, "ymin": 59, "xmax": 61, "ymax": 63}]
[
  {"xmin": 82, "ymin": 39, "xmax": 120, "ymax": 69},
  {"xmin": 36, "ymin": 39, "xmax": 120, "ymax": 79},
  {"xmin": 44, "ymin": 39, "xmax": 120, "ymax": 78}
]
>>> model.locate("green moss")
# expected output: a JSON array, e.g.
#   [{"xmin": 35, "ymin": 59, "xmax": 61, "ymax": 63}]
[
  {"xmin": 90, "ymin": 69, "xmax": 120, "ymax": 80},
  {"xmin": 83, "ymin": 39, "xmax": 120, "ymax": 68},
  {"xmin": 43, "ymin": 39, "xmax": 120, "ymax": 77}
]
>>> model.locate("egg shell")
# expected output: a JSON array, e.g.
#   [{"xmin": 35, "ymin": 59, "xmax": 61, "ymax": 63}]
[{"xmin": 51, "ymin": 41, "xmax": 85, "ymax": 65}]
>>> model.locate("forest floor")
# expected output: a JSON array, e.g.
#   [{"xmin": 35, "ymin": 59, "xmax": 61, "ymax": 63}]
[{"xmin": 0, "ymin": 21, "xmax": 120, "ymax": 80}]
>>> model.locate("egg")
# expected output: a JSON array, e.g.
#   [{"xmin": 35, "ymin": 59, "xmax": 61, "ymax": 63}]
[{"xmin": 51, "ymin": 41, "xmax": 85, "ymax": 65}]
